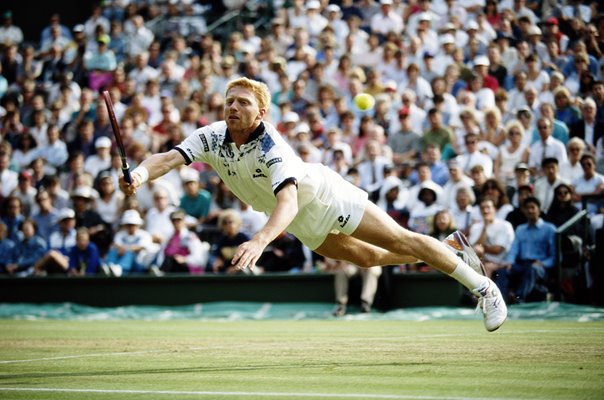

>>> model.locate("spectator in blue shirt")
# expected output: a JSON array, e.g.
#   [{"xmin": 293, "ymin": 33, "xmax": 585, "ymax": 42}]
[
  {"xmin": 68, "ymin": 227, "xmax": 101, "ymax": 276},
  {"xmin": 0, "ymin": 222, "xmax": 15, "ymax": 273},
  {"xmin": 31, "ymin": 190, "xmax": 59, "ymax": 243},
  {"xmin": 33, "ymin": 208, "xmax": 76, "ymax": 275},
  {"xmin": 2, "ymin": 196, "xmax": 25, "ymax": 242},
  {"xmin": 500, "ymin": 197, "xmax": 557, "ymax": 303},
  {"xmin": 4, "ymin": 219, "xmax": 47, "ymax": 276}
]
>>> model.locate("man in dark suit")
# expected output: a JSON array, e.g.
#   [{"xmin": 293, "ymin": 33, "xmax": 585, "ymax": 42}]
[{"xmin": 569, "ymin": 98, "xmax": 604, "ymax": 152}]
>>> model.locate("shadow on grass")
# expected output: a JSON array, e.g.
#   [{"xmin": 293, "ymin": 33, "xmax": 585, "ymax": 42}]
[{"xmin": 0, "ymin": 361, "xmax": 429, "ymax": 381}]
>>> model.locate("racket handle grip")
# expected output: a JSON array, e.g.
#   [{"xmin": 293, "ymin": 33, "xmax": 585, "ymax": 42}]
[{"xmin": 122, "ymin": 165, "xmax": 132, "ymax": 185}]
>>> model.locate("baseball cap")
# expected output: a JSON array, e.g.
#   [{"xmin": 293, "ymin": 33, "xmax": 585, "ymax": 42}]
[
  {"xmin": 418, "ymin": 12, "xmax": 432, "ymax": 22},
  {"xmin": 95, "ymin": 136, "xmax": 112, "ymax": 149},
  {"xmin": 181, "ymin": 167, "xmax": 199, "ymax": 183},
  {"xmin": 440, "ymin": 34, "xmax": 455, "ymax": 45},
  {"xmin": 170, "ymin": 209, "xmax": 186, "ymax": 220},
  {"xmin": 57, "ymin": 208, "xmax": 76, "ymax": 221},
  {"xmin": 527, "ymin": 26, "xmax": 542, "ymax": 36},
  {"xmin": 71, "ymin": 186, "xmax": 94, "ymax": 199},
  {"xmin": 73, "ymin": 24, "xmax": 85, "ymax": 33},
  {"xmin": 380, "ymin": 0, "xmax": 393, "ymax": 5},
  {"xmin": 18, "ymin": 170, "xmax": 32, "ymax": 181},
  {"xmin": 384, "ymin": 80, "xmax": 398, "ymax": 92},
  {"xmin": 473, "ymin": 55, "xmax": 490, "ymax": 67},
  {"xmin": 398, "ymin": 107, "xmax": 410, "ymax": 118},
  {"xmin": 545, "ymin": 17, "xmax": 558, "ymax": 25},
  {"xmin": 120, "ymin": 210, "xmax": 143, "ymax": 226},
  {"xmin": 306, "ymin": 0, "xmax": 320, "ymax": 10},
  {"xmin": 282, "ymin": 111, "xmax": 300, "ymax": 124},
  {"xmin": 326, "ymin": 4, "xmax": 340, "ymax": 13},
  {"xmin": 515, "ymin": 162, "xmax": 529, "ymax": 171},
  {"xmin": 465, "ymin": 20, "xmax": 479, "ymax": 31}
]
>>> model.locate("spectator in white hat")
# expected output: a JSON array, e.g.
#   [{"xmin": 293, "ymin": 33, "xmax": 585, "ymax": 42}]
[
  {"xmin": 105, "ymin": 209, "xmax": 157, "ymax": 275},
  {"xmin": 84, "ymin": 136, "xmax": 113, "ymax": 179},
  {"xmin": 370, "ymin": 0, "xmax": 404, "ymax": 38}
]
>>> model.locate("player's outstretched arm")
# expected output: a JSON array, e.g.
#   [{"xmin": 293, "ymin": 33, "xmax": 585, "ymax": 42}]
[
  {"xmin": 231, "ymin": 182, "xmax": 299, "ymax": 271},
  {"xmin": 119, "ymin": 149, "xmax": 186, "ymax": 196}
]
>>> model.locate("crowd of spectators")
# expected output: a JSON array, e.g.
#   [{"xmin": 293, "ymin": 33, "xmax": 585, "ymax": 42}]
[{"xmin": 0, "ymin": 1, "xmax": 603, "ymax": 303}]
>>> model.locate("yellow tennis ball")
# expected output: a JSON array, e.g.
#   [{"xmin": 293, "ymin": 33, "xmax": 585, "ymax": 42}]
[{"xmin": 354, "ymin": 93, "xmax": 375, "ymax": 111}]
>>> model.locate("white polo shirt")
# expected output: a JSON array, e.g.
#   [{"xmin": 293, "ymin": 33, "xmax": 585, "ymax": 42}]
[{"xmin": 175, "ymin": 121, "xmax": 314, "ymax": 214}]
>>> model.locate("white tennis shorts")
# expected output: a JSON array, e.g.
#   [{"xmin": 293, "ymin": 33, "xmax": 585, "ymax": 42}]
[{"xmin": 287, "ymin": 165, "xmax": 368, "ymax": 250}]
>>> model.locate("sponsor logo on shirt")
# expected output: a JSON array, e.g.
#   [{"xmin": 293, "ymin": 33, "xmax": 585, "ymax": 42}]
[
  {"xmin": 199, "ymin": 134, "xmax": 209, "ymax": 152},
  {"xmin": 252, "ymin": 169, "xmax": 267, "ymax": 178},
  {"xmin": 266, "ymin": 157, "xmax": 282, "ymax": 168}
]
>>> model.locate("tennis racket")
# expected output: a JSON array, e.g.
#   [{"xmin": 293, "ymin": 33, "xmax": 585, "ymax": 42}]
[{"xmin": 102, "ymin": 90, "xmax": 132, "ymax": 184}]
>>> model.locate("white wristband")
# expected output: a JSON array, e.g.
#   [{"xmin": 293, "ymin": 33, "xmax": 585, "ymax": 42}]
[{"xmin": 132, "ymin": 166, "xmax": 149, "ymax": 184}]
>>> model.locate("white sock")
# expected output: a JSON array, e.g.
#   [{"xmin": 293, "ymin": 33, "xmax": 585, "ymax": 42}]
[{"xmin": 449, "ymin": 260, "xmax": 489, "ymax": 291}]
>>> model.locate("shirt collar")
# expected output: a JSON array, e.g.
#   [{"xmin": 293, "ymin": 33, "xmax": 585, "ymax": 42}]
[
  {"xmin": 223, "ymin": 122, "xmax": 265, "ymax": 145},
  {"xmin": 528, "ymin": 218, "xmax": 544, "ymax": 228}
]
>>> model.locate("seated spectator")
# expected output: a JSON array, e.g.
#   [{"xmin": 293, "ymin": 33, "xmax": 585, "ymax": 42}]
[
  {"xmin": 105, "ymin": 210, "xmax": 157, "ymax": 276},
  {"xmin": 408, "ymin": 182, "xmax": 443, "ymax": 235},
  {"xmin": 179, "ymin": 168, "xmax": 211, "ymax": 225},
  {"xmin": 506, "ymin": 184, "xmax": 536, "ymax": 229},
  {"xmin": 468, "ymin": 198, "xmax": 515, "ymax": 278},
  {"xmin": 94, "ymin": 171, "xmax": 124, "ymax": 229},
  {"xmin": 569, "ymin": 98, "xmax": 603, "ymax": 153},
  {"xmin": 0, "ymin": 222, "xmax": 16, "ymax": 273},
  {"xmin": 500, "ymin": 197, "xmax": 556, "ymax": 303},
  {"xmin": 450, "ymin": 186, "xmax": 480, "ymax": 236},
  {"xmin": 481, "ymin": 178, "xmax": 514, "ymax": 220},
  {"xmin": 332, "ymin": 259, "xmax": 382, "ymax": 316},
  {"xmin": 456, "ymin": 132, "xmax": 494, "ymax": 178},
  {"xmin": 559, "ymin": 137, "xmax": 586, "ymax": 183},
  {"xmin": 441, "ymin": 160, "xmax": 473, "ymax": 210},
  {"xmin": 572, "ymin": 153, "xmax": 604, "ymax": 215},
  {"xmin": 2, "ymin": 196, "xmax": 25, "ymax": 241},
  {"xmin": 388, "ymin": 107, "xmax": 422, "ymax": 165},
  {"xmin": 528, "ymin": 117, "xmax": 568, "ymax": 176},
  {"xmin": 209, "ymin": 209, "xmax": 249, "ymax": 274},
  {"xmin": 495, "ymin": 120, "xmax": 529, "ymax": 186},
  {"xmin": 71, "ymin": 186, "xmax": 112, "ymax": 255},
  {"xmin": 144, "ymin": 188, "xmax": 177, "ymax": 245},
  {"xmin": 84, "ymin": 136, "xmax": 113, "ymax": 179},
  {"xmin": 376, "ymin": 175, "xmax": 409, "ymax": 227},
  {"xmin": 10, "ymin": 171, "xmax": 37, "ymax": 217},
  {"xmin": 545, "ymin": 183, "xmax": 584, "ymax": 236},
  {"xmin": 4, "ymin": 219, "xmax": 47, "ymax": 276},
  {"xmin": 67, "ymin": 227, "xmax": 101, "ymax": 276},
  {"xmin": 256, "ymin": 231, "xmax": 306, "ymax": 273},
  {"xmin": 430, "ymin": 209, "xmax": 457, "ymax": 241},
  {"xmin": 534, "ymin": 157, "xmax": 569, "ymax": 214},
  {"xmin": 33, "ymin": 208, "xmax": 76, "ymax": 275},
  {"xmin": 156, "ymin": 210, "xmax": 209, "ymax": 274}
]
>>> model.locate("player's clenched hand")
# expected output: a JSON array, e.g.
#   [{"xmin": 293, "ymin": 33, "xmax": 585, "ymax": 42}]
[
  {"xmin": 119, "ymin": 173, "xmax": 141, "ymax": 196},
  {"xmin": 231, "ymin": 239, "xmax": 266, "ymax": 272}
]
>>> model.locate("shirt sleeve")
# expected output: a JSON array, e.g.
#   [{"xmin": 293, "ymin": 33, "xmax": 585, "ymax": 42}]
[{"xmin": 174, "ymin": 124, "xmax": 220, "ymax": 165}]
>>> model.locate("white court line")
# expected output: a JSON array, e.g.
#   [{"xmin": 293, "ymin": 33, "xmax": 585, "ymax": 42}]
[
  {"xmin": 1, "ymin": 327, "xmax": 602, "ymax": 365},
  {"xmin": 0, "ymin": 387, "xmax": 526, "ymax": 400},
  {"xmin": 0, "ymin": 348, "xmax": 179, "ymax": 365}
]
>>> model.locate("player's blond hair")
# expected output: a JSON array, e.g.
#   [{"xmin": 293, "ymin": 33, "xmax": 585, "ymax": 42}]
[{"xmin": 226, "ymin": 77, "xmax": 271, "ymax": 111}]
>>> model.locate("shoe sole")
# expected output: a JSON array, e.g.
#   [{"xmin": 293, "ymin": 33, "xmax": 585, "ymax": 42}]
[{"xmin": 450, "ymin": 231, "xmax": 487, "ymax": 276}]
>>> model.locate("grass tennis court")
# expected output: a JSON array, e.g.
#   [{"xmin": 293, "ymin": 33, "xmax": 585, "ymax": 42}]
[{"xmin": 1, "ymin": 319, "xmax": 603, "ymax": 399}]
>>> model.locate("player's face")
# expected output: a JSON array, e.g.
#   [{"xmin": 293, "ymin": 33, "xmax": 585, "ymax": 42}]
[{"xmin": 224, "ymin": 86, "xmax": 265, "ymax": 136}]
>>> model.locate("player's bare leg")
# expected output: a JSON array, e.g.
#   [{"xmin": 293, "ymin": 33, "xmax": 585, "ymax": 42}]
[{"xmin": 315, "ymin": 201, "xmax": 507, "ymax": 331}]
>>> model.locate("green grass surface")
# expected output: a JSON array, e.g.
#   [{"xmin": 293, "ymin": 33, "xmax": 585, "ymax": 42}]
[{"xmin": 0, "ymin": 319, "xmax": 603, "ymax": 399}]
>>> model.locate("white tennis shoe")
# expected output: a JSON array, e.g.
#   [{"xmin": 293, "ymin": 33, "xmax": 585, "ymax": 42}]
[
  {"xmin": 443, "ymin": 231, "xmax": 486, "ymax": 275},
  {"xmin": 472, "ymin": 280, "xmax": 508, "ymax": 332},
  {"xmin": 443, "ymin": 231, "xmax": 507, "ymax": 331}
]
